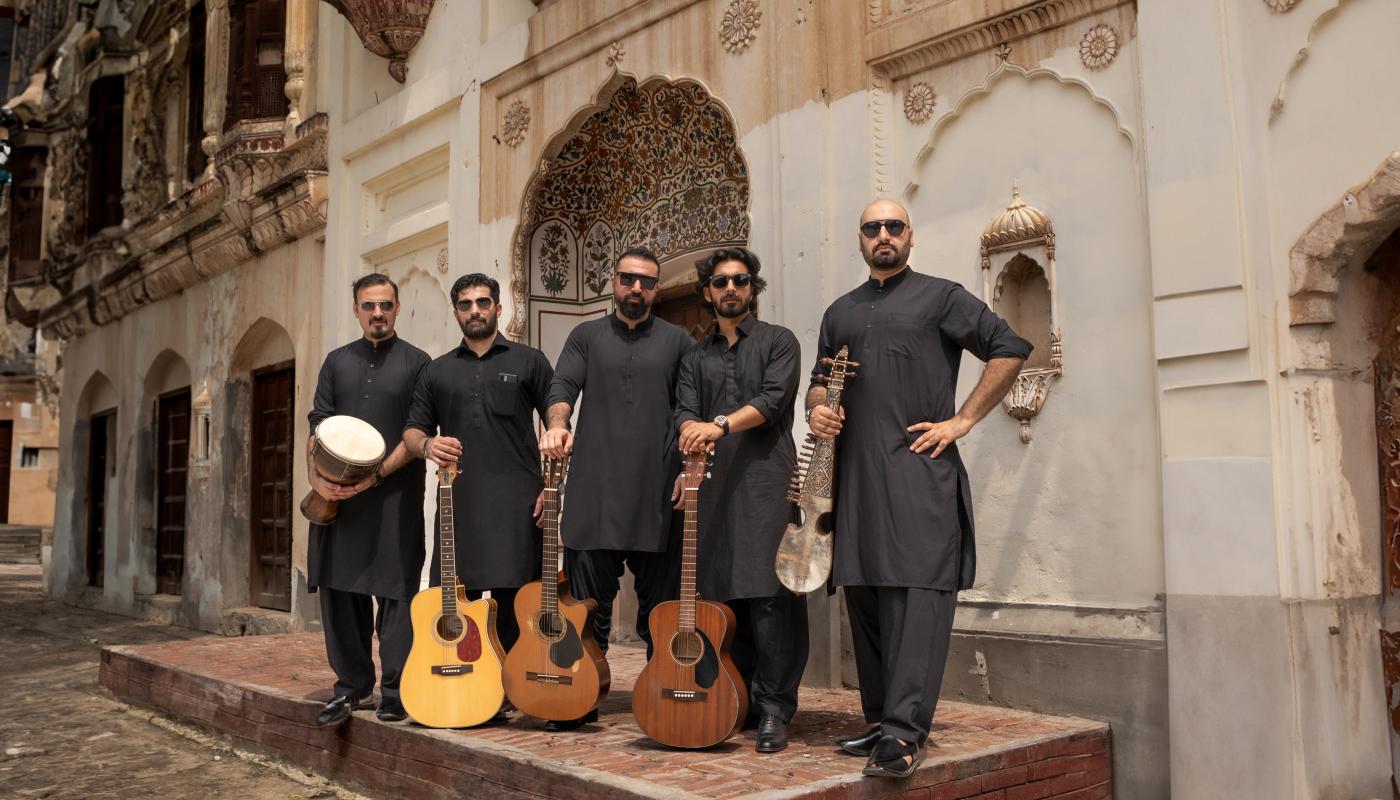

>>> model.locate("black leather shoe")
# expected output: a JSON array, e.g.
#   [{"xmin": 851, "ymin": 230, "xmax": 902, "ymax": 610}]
[
  {"xmin": 862, "ymin": 735, "xmax": 924, "ymax": 778},
  {"xmin": 544, "ymin": 708, "xmax": 599, "ymax": 732},
  {"xmin": 836, "ymin": 725, "xmax": 883, "ymax": 757},
  {"xmin": 375, "ymin": 698, "xmax": 407, "ymax": 722},
  {"xmin": 755, "ymin": 714, "xmax": 788, "ymax": 753},
  {"xmin": 315, "ymin": 695, "xmax": 371, "ymax": 728}
]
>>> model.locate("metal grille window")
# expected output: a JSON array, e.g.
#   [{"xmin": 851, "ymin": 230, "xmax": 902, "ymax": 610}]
[{"xmin": 225, "ymin": 0, "xmax": 288, "ymax": 128}]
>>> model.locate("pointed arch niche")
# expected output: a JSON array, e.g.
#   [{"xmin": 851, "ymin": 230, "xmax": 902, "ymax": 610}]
[
  {"xmin": 981, "ymin": 185, "xmax": 1062, "ymax": 444},
  {"xmin": 510, "ymin": 75, "xmax": 751, "ymax": 359}
]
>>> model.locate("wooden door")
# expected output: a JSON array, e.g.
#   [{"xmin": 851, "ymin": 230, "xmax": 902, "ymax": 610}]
[
  {"xmin": 0, "ymin": 421, "xmax": 11, "ymax": 523},
  {"xmin": 250, "ymin": 363, "xmax": 294, "ymax": 611},
  {"xmin": 156, "ymin": 390, "xmax": 191, "ymax": 595},
  {"xmin": 653, "ymin": 285, "xmax": 710, "ymax": 341},
  {"xmin": 87, "ymin": 413, "xmax": 112, "ymax": 587}
]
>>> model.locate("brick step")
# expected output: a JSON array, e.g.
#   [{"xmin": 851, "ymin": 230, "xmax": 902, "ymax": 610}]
[{"xmin": 0, "ymin": 555, "xmax": 40, "ymax": 564}]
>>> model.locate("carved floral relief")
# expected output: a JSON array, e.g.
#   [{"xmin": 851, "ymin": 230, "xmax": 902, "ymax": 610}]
[
  {"xmin": 503, "ymin": 99, "xmax": 530, "ymax": 147},
  {"xmin": 719, "ymin": 0, "xmax": 761, "ymax": 54},
  {"xmin": 1079, "ymin": 24, "xmax": 1119, "ymax": 71},
  {"xmin": 904, "ymin": 82, "xmax": 936, "ymax": 124}
]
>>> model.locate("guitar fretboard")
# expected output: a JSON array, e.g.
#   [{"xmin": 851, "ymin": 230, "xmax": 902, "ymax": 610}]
[
  {"xmin": 678, "ymin": 456, "xmax": 705, "ymax": 634},
  {"xmin": 439, "ymin": 477, "xmax": 457, "ymax": 616}
]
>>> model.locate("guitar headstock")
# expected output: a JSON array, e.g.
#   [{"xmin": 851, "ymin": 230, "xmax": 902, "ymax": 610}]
[
  {"xmin": 541, "ymin": 453, "xmax": 569, "ymax": 490},
  {"xmin": 816, "ymin": 346, "xmax": 859, "ymax": 389},
  {"xmin": 438, "ymin": 462, "xmax": 459, "ymax": 486},
  {"xmin": 681, "ymin": 450, "xmax": 712, "ymax": 491}
]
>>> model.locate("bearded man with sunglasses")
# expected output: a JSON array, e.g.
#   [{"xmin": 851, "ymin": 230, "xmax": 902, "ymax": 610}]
[
  {"xmin": 540, "ymin": 246, "xmax": 693, "ymax": 730},
  {"xmin": 673, "ymin": 247, "xmax": 806, "ymax": 753},
  {"xmin": 403, "ymin": 273, "xmax": 554, "ymax": 659},
  {"xmin": 809, "ymin": 200, "xmax": 1030, "ymax": 778},
  {"xmin": 307, "ymin": 273, "xmax": 431, "ymax": 727}
]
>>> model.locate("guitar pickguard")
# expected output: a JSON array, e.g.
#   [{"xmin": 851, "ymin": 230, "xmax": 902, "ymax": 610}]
[
  {"xmin": 456, "ymin": 615, "xmax": 483, "ymax": 663},
  {"xmin": 550, "ymin": 618, "xmax": 585, "ymax": 670},
  {"xmin": 694, "ymin": 630, "xmax": 719, "ymax": 689}
]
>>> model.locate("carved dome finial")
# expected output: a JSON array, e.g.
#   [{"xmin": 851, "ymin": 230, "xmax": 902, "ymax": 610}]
[{"xmin": 981, "ymin": 182, "xmax": 1052, "ymax": 249}]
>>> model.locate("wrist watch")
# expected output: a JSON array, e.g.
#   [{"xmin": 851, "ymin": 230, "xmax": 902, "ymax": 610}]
[
  {"xmin": 804, "ymin": 406, "xmax": 814, "ymax": 423},
  {"xmin": 713, "ymin": 414, "xmax": 730, "ymax": 436},
  {"xmin": 372, "ymin": 470, "xmax": 384, "ymax": 488}
]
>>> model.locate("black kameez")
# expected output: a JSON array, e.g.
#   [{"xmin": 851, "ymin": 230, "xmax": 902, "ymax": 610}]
[
  {"xmin": 674, "ymin": 315, "xmax": 801, "ymax": 601},
  {"xmin": 308, "ymin": 336, "xmax": 430, "ymax": 601},
  {"xmin": 546, "ymin": 314, "xmax": 694, "ymax": 552},
  {"xmin": 404, "ymin": 335, "xmax": 553, "ymax": 592},
  {"xmin": 811, "ymin": 268, "xmax": 1032, "ymax": 591}
]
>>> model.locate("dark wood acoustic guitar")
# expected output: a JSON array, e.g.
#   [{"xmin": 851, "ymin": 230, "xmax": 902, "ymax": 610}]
[
  {"xmin": 503, "ymin": 454, "xmax": 611, "ymax": 722},
  {"xmin": 632, "ymin": 450, "xmax": 748, "ymax": 749}
]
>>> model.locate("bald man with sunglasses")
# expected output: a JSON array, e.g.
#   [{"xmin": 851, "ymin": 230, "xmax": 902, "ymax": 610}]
[{"xmin": 809, "ymin": 200, "xmax": 1030, "ymax": 778}]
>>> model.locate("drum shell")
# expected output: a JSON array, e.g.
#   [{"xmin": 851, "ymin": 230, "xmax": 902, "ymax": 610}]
[{"xmin": 310, "ymin": 435, "xmax": 383, "ymax": 486}]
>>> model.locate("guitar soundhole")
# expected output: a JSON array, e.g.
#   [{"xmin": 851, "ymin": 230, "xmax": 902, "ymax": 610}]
[
  {"xmin": 534, "ymin": 610, "xmax": 567, "ymax": 643},
  {"xmin": 816, "ymin": 511, "xmax": 834, "ymax": 534},
  {"xmin": 436, "ymin": 613, "xmax": 464, "ymax": 642},
  {"xmin": 669, "ymin": 631, "xmax": 704, "ymax": 667}
]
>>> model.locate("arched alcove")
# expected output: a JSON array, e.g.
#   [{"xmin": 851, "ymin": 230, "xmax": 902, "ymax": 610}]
[
  {"xmin": 995, "ymin": 253, "xmax": 1054, "ymax": 372},
  {"xmin": 75, "ymin": 371, "xmax": 119, "ymax": 589},
  {"xmin": 230, "ymin": 317, "xmax": 297, "ymax": 376},
  {"xmin": 138, "ymin": 349, "xmax": 193, "ymax": 597},
  {"xmin": 511, "ymin": 74, "xmax": 751, "ymax": 359}
]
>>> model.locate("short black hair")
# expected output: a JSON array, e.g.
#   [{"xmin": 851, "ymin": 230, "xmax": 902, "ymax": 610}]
[
  {"xmin": 695, "ymin": 247, "xmax": 766, "ymax": 311},
  {"xmin": 616, "ymin": 245, "xmax": 661, "ymax": 274},
  {"xmin": 352, "ymin": 272, "xmax": 398, "ymax": 302},
  {"xmin": 451, "ymin": 273, "xmax": 500, "ymax": 304}
]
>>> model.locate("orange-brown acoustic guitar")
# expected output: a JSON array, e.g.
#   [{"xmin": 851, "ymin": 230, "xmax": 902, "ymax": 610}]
[
  {"xmin": 503, "ymin": 453, "xmax": 611, "ymax": 721},
  {"xmin": 632, "ymin": 450, "xmax": 748, "ymax": 749}
]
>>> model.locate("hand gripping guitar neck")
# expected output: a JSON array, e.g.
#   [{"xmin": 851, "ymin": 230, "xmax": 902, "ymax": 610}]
[{"xmin": 775, "ymin": 346, "xmax": 858, "ymax": 594}]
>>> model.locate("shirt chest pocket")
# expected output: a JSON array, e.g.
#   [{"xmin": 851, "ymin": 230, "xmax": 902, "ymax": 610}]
[
  {"xmin": 487, "ymin": 378, "xmax": 524, "ymax": 417},
  {"xmin": 880, "ymin": 312, "xmax": 933, "ymax": 359}
]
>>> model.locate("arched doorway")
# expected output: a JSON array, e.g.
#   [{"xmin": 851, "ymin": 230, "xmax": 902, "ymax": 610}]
[
  {"xmin": 1372, "ymin": 232, "xmax": 1400, "ymax": 791},
  {"xmin": 511, "ymin": 75, "xmax": 751, "ymax": 359}
]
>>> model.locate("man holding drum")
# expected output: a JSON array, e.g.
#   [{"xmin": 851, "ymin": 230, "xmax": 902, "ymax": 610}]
[{"xmin": 308, "ymin": 273, "xmax": 431, "ymax": 727}]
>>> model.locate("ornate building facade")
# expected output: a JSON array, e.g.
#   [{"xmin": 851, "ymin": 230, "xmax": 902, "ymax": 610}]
[{"xmin": 7, "ymin": 0, "xmax": 1400, "ymax": 796}]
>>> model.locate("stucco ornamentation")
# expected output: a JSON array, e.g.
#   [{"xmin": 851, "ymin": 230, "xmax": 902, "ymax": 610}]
[
  {"xmin": 1079, "ymin": 24, "xmax": 1118, "ymax": 71},
  {"xmin": 503, "ymin": 99, "xmax": 530, "ymax": 147},
  {"xmin": 995, "ymin": 42, "xmax": 1012, "ymax": 63},
  {"xmin": 606, "ymin": 41, "xmax": 625, "ymax": 70},
  {"xmin": 719, "ymin": 0, "xmax": 761, "ymax": 55},
  {"xmin": 903, "ymin": 82, "xmax": 936, "ymax": 124},
  {"xmin": 1264, "ymin": 0, "xmax": 1300, "ymax": 12},
  {"xmin": 321, "ymin": 0, "xmax": 436, "ymax": 83},
  {"xmin": 436, "ymin": 247, "xmax": 448, "ymax": 274}
]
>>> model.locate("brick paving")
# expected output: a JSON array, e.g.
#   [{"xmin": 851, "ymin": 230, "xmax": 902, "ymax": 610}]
[{"xmin": 101, "ymin": 631, "xmax": 1110, "ymax": 799}]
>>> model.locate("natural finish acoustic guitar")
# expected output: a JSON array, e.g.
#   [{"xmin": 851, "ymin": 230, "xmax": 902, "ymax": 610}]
[
  {"xmin": 401, "ymin": 463, "xmax": 506, "ymax": 728},
  {"xmin": 632, "ymin": 450, "xmax": 748, "ymax": 749},
  {"xmin": 503, "ymin": 454, "xmax": 611, "ymax": 722},
  {"xmin": 775, "ymin": 346, "xmax": 857, "ymax": 594}
]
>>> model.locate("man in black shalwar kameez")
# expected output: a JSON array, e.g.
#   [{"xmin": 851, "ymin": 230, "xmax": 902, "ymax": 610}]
[
  {"xmin": 308, "ymin": 274, "xmax": 430, "ymax": 727},
  {"xmin": 403, "ymin": 274, "xmax": 553, "ymax": 656},
  {"xmin": 674, "ymin": 247, "xmax": 807, "ymax": 754},
  {"xmin": 540, "ymin": 246, "xmax": 693, "ymax": 730},
  {"xmin": 809, "ymin": 199, "xmax": 1030, "ymax": 778}
]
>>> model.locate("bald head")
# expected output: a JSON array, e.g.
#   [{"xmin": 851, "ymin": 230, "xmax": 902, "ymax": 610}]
[{"xmin": 858, "ymin": 198, "xmax": 914, "ymax": 272}]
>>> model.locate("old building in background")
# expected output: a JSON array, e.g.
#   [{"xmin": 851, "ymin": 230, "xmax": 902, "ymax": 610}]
[{"xmin": 4, "ymin": 0, "xmax": 1400, "ymax": 796}]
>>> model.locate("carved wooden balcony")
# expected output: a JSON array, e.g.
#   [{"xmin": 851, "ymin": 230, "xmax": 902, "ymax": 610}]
[{"xmin": 321, "ymin": 0, "xmax": 437, "ymax": 83}]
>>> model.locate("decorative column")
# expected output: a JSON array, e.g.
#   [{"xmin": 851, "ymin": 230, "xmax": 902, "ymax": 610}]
[
  {"xmin": 283, "ymin": 0, "xmax": 317, "ymax": 133},
  {"xmin": 201, "ymin": 0, "xmax": 230, "ymax": 170}
]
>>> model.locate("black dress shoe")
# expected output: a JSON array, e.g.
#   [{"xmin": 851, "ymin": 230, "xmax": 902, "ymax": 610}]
[
  {"xmin": 755, "ymin": 714, "xmax": 788, "ymax": 753},
  {"xmin": 315, "ymin": 695, "xmax": 371, "ymax": 727},
  {"xmin": 544, "ymin": 708, "xmax": 599, "ymax": 732},
  {"xmin": 375, "ymin": 698, "xmax": 407, "ymax": 722},
  {"xmin": 836, "ymin": 725, "xmax": 883, "ymax": 757},
  {"xmin": 862, "ymin": 735, "xmax": 924, "ymax": 778}
]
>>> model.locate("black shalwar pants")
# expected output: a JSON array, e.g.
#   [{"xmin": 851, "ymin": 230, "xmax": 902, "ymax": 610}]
[
  {"xmin": 319, "ymin": 587, "xmax": 413, "ymax": 702},
  {"xmin": 729, "ymin": 592, "xmax": 809, "ymax": 723}
]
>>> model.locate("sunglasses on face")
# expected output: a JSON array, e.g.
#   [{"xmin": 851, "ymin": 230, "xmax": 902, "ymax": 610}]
[
  {"xmin": 359, "ymin": 300, "xmax": 396, "ymax": 312},
  {"xmin": 454, "ymin": 297, "xmax": 496, "ymax": 312},
  {"xmin": 860, "ymin": 219, "xmax": 908, "ymax": 238},
  {"xmin": 707, "ymin": 273, "xmax": 753, "ymax": 290},
  {"xmin": 617, "ymin": 271, "xmax": 659, "ymax": 291}
]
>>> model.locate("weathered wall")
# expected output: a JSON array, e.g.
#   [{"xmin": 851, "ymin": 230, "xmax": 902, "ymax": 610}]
[{"xmin": 0, "ymin": 381, "xmax": 59, "ymax": 526}]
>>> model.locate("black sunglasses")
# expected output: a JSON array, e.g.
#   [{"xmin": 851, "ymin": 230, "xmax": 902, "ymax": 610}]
[
  {"xmin": 707, "ymin": 274, "xmax": 753, "ymax": 290},
  {"xmin": 359, "ymin": 300, "xmax": 396, "ymax": 312},
  {"xmin": 455, "ymin": 297, "xmax": 496, "ymax": 311},
  {"xmin": 617, "ymin": 271, "xmax": 659, "ymax": 291},
  {"xmin": 860, "ymin": 219, "xmax": 908, "ymax": 238}
]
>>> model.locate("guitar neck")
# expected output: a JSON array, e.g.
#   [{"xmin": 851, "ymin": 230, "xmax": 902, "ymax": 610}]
[
  {"xmin": 540, "ymin": 484, "xmax": 561, "ymax": 615},
  {"xmin": 679, "ymin": 478, "xmax": 699, "ymax": 634},
  {"xmin": 439, "ymin": 479, "xmax": 457, "ymax": 615}
]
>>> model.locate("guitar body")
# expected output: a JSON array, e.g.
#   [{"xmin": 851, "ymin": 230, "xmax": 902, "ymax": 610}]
[
  {"xmin": 503, "ymin": 573, "xmax": 611, "ymax": 721},
  {"xmin": 401, "ymin": 586, "xmax": 506, "ymax": 728},
  {"xmin": 632, "ymin": 598, "xmax": 748, "ymax": 749},
  {"xmin": 775, "ymin": 493, "xmax": 834, "ymax": 594}
]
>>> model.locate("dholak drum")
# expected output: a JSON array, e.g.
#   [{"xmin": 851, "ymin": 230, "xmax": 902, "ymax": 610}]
[{"xmin": 300, "ymin": 415, "xmax": 386, "ymax": 525}]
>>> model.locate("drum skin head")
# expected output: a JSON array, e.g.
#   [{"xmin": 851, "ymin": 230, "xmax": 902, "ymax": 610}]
[{"xmin": 317, "ymin": 415, "xmax": 387, "ymax": 464}]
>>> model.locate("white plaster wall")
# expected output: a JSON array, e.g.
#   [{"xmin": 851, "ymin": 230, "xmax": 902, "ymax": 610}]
[{"xmin": 904, "ymin": 71, "xmax": 1162, "ymax": 610}]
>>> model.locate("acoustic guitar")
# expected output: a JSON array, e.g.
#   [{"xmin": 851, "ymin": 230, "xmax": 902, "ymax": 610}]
[
  {"xmin": 775, "ymin": 346, "xmax": 857, "ymax": 594},
  {"xmin": 632, "ymin": 450, "xmax": 748, "ymax": 749},
  {"xmin": 401, "ymin": 463, "xmax": 507, "ymax": 728},
  {"xmin": 503, "ymin": 454, "xmax": 611, "ymax": 722}
]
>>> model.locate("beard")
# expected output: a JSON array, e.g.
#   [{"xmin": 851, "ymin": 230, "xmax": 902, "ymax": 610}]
[
  {"xmin": 868, "ymin": 243, "xmax": 907, "ymax": 269},
  {"xmin": 616, "ymin": 291, "xmax": 651, "ymax": 320},
  {"xmin": 367, "ymin": 320, "xmax": 392, "ymax": 339},
  {"xmin": 460, "ymin": 314, "xmax": 497, "ymax": 340},
  {"xmin": 715, "ymin": 293, "xmax": 752, "ymax": 319}
]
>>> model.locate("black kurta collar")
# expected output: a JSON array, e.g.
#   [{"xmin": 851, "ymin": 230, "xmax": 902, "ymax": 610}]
[
  {"xmin": 358, "ymin": 333, "xmax": 398, "ymax": 352},
  {"xmin": 610, "ymin": 312, "xmax": 656, "ymax": 334},
  {"xmin": 867, "ymin": 266, "xmax": 913, "ymax": 290},
  {"xmin": 455, "ymin": 333, "xmax": 512, "ymax": 360},
  {"xmin": 709, "ymin": 313, "xmax": 756, "ymax": 347}
]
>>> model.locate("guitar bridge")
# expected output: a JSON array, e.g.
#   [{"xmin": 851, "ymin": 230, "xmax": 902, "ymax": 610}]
[
  {"xmin": 431, "ymin": 664, "xmax": 473, "ymax": 676},
  {"xmin": 662, "ymin": 688, "xmax": 708, "ymax": 702},
  {"xmin": 525, "ymin": 672, "xmax": 573, "ymax": 685}
]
